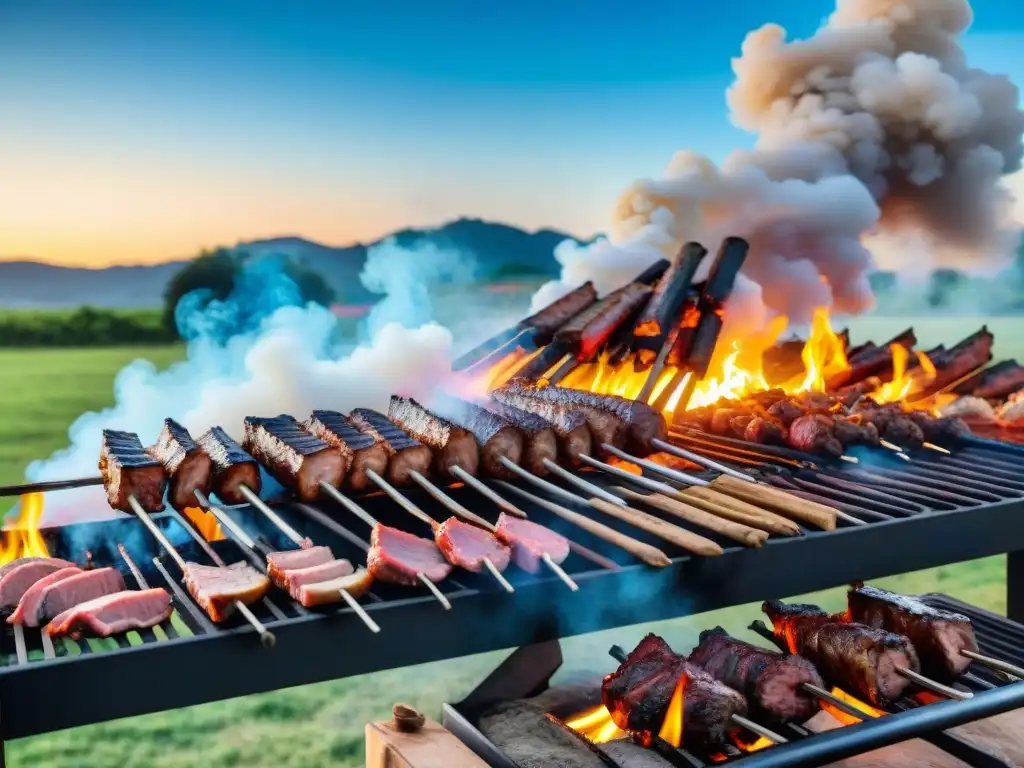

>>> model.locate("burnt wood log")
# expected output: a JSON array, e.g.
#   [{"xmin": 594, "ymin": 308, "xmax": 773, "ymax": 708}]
[{"xmin": 631, "ymin": 241, "xmax": 708, "ymax": 365}]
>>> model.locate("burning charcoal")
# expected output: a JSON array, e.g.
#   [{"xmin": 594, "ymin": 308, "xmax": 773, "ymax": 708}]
[
  {"xmin": 348, "ymin": 408, "xmax": 434, "ymax": 486},
  {"xmin": 196, "ymin": 426, "xmax": 262, "ymax": 505},
  {"xmin": 387, "ymin": 396, "xmax": 482, "ymax": 479},
  {"xmin": 303, "ymin": 410, "xmax": 389, "ymax": 493},
  {"xmin": 243, "ymin": 415, "xmax": 345, "ymax": 501},
  {"xmin": 99, "ymin": 429, "xmax": 167, "ymax": 513},
  {"xmin": 148, "ymin": 418, "xmax": 213, "ymax": 510},
  {"xmin": 941, "ymin": 396, "xmax": 996, "ymax": 422},
  {"xmin": 47, "ymin": 588, "xmax": 172, "ymax": 639},
  {"xmin": 479, "ymin": 701, "xmax": 608, "ymax": 768},
  {"xmin": 596, "ymin": 740, "xmax": 676, "ymax": 768},
  {"xmin": 632, "ymin": 242, "xmax": 708, "ymax": 346}
]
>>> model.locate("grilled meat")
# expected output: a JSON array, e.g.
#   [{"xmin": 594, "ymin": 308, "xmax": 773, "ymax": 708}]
[
  {"xmin": 26, "ymin": 567, "xmax": 126, "ymax": 628},
  {"xmin": 851, "ymin": 406, "xmax": 926, "ymax": 446},
  {"xmin": 296, "ymin": 568, "xmax": 374, "ymax": 607},
  {"xmin": 904, "ymin": 412, "xmax": 971, "ymax": 442},
  {"xmin": 303, "ymin": 410, "xmax": 388, "ymax": 493},
  {"xmin": 147, "ymin": 418, "xmax": 213, "ymax": 510},
  {"xmin": 243, "ymin": 415, "xmax": 345, "ymax": 501},
  {"xmin": 482, "ymin": 400, "xmax": 559, "ymax": 475},
  {"xmin": 181, "ymin": 561, "xmax": 271, "ymax": 623},
  {"xmin": 521, "ymin": 281, "xmax": 599, "ymax": 344},
  {"xmin": 7, "ymin": 566, "xmax": 82, "ymax": 625},
  {"xmin": 846, "ymin": 584, "xmax": 978, "ymax": 682},
  {"xmin": 602, "ymin": 634, "xmax": 747, "ymax": 749},
  {"xmin": 266, "ymin": 545, "xmax": 334, "ymax": 588},
  {"xmin": 280, "ymin": 559, "xmax": 355, "ymax": 593},
  {"xmin": 195, "ymin": 426, "xmax": 262, "ymax": 505},
  {"xmin": 789, "ymin": 414, "xmax": 844, "ymax": 456},
  {"xmin": 555, "ymin": 282, "xmax": 653, "ymax": 361},
  {"xmin": 494, "ymin": 513, "xmax": 570, "ymax": 573},
  {"xmin": 688, "ymin": 626, "xmax": 824, "ymax": 721},
  {"xmin": 435, "ymin": 518, "xmax": 511, "ymax": 573},
  {"xmin": 367, "ymin": 524, "xmax": 453, "ymax": 586},
  {"xmin": 743, "ymin": 416, "xmax": 789, "ymax": 445},
  {"xmin": 926, "ymin": 327, "xmax": 994, "ymax": 393},
  {"xmin": 832, "ymin": 415, "xmax": 881, "ymax": 446},
  {"xmin": 954, "ymin": 360, "xmax": 1024, "ymax": 400},
  {"xmin": 429, "ymin": 394, "xmax": 524, "ymax": 479},
  {"xmin": 388, "ymin": 396, "xmax": 481, "ymax": 479},
  {"xmin": 348, "ymin": 409, "xmax": 433, "ymax": 486},
  {"xmin": 486, "ymin": 393, "xmax": 592, "ymax": 467},
  {"xmin": 47, "ymin": 588, "xmax": 173, "ymax": 639},
  {"xmin": 0, "ymin": 558, "xmax": 74, "ymax": 610},
  {"xmin": 763, "ymin": 599, "xmax": 920, "ymax": 706},
  {"xmin": 99, "ymin": 429, "xmax": 167, "ymax": 513}
]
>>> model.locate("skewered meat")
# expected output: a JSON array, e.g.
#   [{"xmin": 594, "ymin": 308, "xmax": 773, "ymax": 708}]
[
  {"xmin": 482, "ymin": 400, "xmax": 559, "ymax": 474},
  {"xmin": 828, "ymin": 329, "xmax": 916, "ymax": 390},
  {"xmin": 763, "ymin": 599, "xmax": 920, "ymax": 706},
  {"xmin": 428, "ymin": 394, "xmax": 524, "ymax": 479},
  {"xmin": 181, "ymin": 561, "xmax": 271, "ymax": 623},
  {"xmin": 743, "ymin": 416, "xmax": 789, "ymax": 445},
  {"xmin": 494, "ymin": 513, "xmax": 570, "ymax": 573},
  {"xmin": 47, "ymin": 588, "xmax": 173, "ymax": 639},
  {"xmin": 348, "ymin": 408, "xmax": 434, "ymax": 486},
  {"xmin": 23, "ymin": 567, "xmax": 126, "ymax": 628},
  {"xmin": 904, "ymin": 412, "xmax": 971, "ymax": 442},
  {"xmin": 521, "ymin": 281, "xmax": 598, "ymax": 344},
  {"xmin": 279, "ymin": 559, "xmax": 355, "ymax": 593},
  {"xmin": 846, "ymin": 584, "xmax": 978, "ymax": 682},
  {"xmin": 925, "ymin": 327, "xmax": 994, "ymax": 393},
  {"xmin": 832, "ymin": 415, "xmax": 880, "ymax": 446},
  {"xmin": 0, "ymin": 558, "xmax": 74, "ymax": 609},
  {"xmin": 367, "ymin": 524, "xmax": 453, "ymax": 586},
  {"xmin": 849, "ymin": 405, "xmax": 925, "ymax": 446},
  {"xmin": 195, "ymin": 426, "xmax": 262, "ymax": 505},
  {"xmin": 303, "ymin": 410, "xmax": 389, "ymax": 493},
  {"xmin": 7, "ymin": 566, "xmax": 82, "ymax": 625},
  {"xmin": 953, "ymin": 360, "xmax": 1024, "ymax": 400},
  {"xmin": 100, "ymin": 429, "xmax": 167, "ymax": 513},
  {"xmin": 435, "ymin": 518, "xmax": 511, "ymax": 573},
  {"xmin": 687, "ymin": 626, "xmax": 824, "ymax": 721},
  {"xmin": 496, "ymin": 382, "xmax": 627, "ymax": 451},
  {"xmin": 555, "ymin": 282, "xmax": 653, "ymax": 360},
  {"xmin": 387, "ymin": 396, "xmax": 481, "ymax": 479},
  {"xmin": 789, "ymin": 414, "xmax": 844, "ymax": 457},
  {"xmin": 941, "ymin": 396, "xmax": 996, "ymax": 421},
  {"xmin": 244, "ymin": 415, "xmax": 345, "ymax": 501},
  {"xmin": 602, "ymin": 634, "xmax": 747, "ymax": 749},
  {"xmin": 296, "ymin": 568, "xmax": 374, "ymax": 607},
  {"xmin": 265, "ymin": 545, "xmax": 334, "ymax": 588},
  {"xmin": 147, "ymin": 418, "xmax": 213, "ymax": 510},
  {"xmin": 486, "ymin": 392, "xmax": 593, "ymax": 466}
]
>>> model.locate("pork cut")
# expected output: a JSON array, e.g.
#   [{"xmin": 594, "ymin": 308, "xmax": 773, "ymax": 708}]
[
  {"xmin": 388, "ymin": 396, "xmax": 481, "ymax": 478},
  {"xmin": 435, "ymin": 518, "xmax": 511, "ymax": 573},
  {"xmin": 494, "ymin": 382, "xmax": 626, "ymax": 451},
  {"xmin": 7, "ymin": 566, "xmax": 82, "ymax": 625},
  {"xmin": 348, "ymin": 409, "xmax": 433, "ymax": 486},
  {"xmin": 266, "ymin": 545, "xmax": 334, "ymax": 587},
  {"xmin": 303, "ymin": 410, "xmax": 389, "ymax": 493},
  {"xmin": 485, "ymin": 395, "xmax": 592, "ymax": 467},
  {"xmin": 182, "ymin": 561, "xmax": 271, "ymax": 622},
  {"xmin": 296, "ymin": 568, "xmax": 374, "ymax": 607},
  {"xmin": 494, "ymin": 513, "xmax": 569, "ymax": 573},
  {"xmin": 27, "ymin": 567, "xmax": 126, "ymax": 628},
  {"xmin": 243, "ymin": 415, "xmax": 345, "ymax": 501},
  {"xmin": 482, "ymin": 400, "xmax": 559, "ymax": 474},
  {"xmin": 429, "ymin": 394, "xmax": 524, "ymax": 479},
  {"xmin": 148, "ymin": 418, "xmax": 213, "ymax": 510},
  {"xmin": 195, "ymin": 426, "xmax": 262, "ymax": 505},
  {"xmin": 367, "ymin": 524, "xmax": 452, "ymax": 586},
  {"xmin": 0, "ymin": 558, "xmax": 74, "ymax": 609},
  {"xmin": 100, "ymin": 429, "xmax": 167, "ymax": 512},
  {"xmin": 47, "ymin": 588, "xmax": 173, "ymax": 639},
  {"xmin": 280, "ymin": 559, "xmax": 354, "ymax": 592}
]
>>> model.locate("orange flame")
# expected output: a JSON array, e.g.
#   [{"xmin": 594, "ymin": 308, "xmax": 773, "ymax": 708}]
[
  {"xmin": 822, "ymin": 687, "xmax": 886, "ymax": 726},
  {"xmin": 563, "ymin": 705, "xmax": 626, "ymax": 744},
  {"xmin": 183, "ymin": 506, "xmax": 225, "ymax": 542},
  {"xmin": 731, "ymin": 732, "xmax": 775, "ymax": 753},
  {"xmin": 1, "ymin": 493, "xmax": 51, "ymax": 564},
  {"xmin": 658, "ymin": 673, "xmax": 687, "ymax": 747}
]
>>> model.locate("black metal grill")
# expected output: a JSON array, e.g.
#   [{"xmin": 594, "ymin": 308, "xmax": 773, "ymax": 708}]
[{"xmin": 442, "ymin": 594, "xmax": 1024, "ymax": 768}]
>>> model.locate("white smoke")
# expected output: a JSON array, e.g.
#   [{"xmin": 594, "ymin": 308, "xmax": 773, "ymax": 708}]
[
  {"xmin": 534, "ymin": 0, "xmax": 1024, "ymax": 324},
  {"xmin": 26, "ymin": 242, "xmax": 468, "ymax": 524}
]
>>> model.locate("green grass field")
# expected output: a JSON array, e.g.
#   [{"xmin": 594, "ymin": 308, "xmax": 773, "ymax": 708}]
[{"xmin": 0, "ymin": 317, "xmax": 1019, "ymax": 767}]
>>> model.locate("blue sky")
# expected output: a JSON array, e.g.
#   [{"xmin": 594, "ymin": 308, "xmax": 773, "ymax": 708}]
[{"xmin": 2, "ymin": 0, "xmax": 1023, "ymax": 266}]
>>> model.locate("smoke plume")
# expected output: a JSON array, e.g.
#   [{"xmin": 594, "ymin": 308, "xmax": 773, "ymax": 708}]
[{"xmin": 534, "ymin": 0, "xmax": 1024, "ymax": 323}]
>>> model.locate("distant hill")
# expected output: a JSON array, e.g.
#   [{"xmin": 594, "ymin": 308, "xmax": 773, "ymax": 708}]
[{"xmin": 0, "ymin": 218, "xmax": 584, "ymax": 308}]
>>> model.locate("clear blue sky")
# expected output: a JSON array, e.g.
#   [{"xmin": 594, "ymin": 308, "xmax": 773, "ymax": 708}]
[{"xmin": 2, "ymin": 0, "xmax": 1023, "ymax": 266}]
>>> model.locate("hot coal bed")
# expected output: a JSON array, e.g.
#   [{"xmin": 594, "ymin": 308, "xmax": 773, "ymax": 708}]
[{"xmin": 4, "ymin": 237, "xmax": 1024, "ymax": 766}]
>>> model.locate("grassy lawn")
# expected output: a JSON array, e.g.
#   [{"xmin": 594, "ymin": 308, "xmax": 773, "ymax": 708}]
[{"xmin": 0, "ymin": 316, "xmax": 1019, "ymax": 767}]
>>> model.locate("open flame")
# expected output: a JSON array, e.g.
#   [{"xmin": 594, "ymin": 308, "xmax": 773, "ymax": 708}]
[
  {"xmin": 822, "ymin": 687, "xmax": 887, "ymax": 726},
  {"xmin": 1, "ymin": 493, "xmax": 51, "ymax": 564},
  {"xmin": 183, "ymin": 506, "xmax": 225, "ymax": 542},
  {"xmin": 563, "ymin": 705, "xmax": 626, "ymax": 744},
  {"xmin": 657, "ymin": 673, "xmax": 687, "ymax": 747}
]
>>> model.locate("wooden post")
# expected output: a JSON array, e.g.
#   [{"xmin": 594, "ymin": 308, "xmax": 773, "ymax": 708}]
[{"xmin": 365, "ymin": 704, "xmax": 488, "ymax": 768}]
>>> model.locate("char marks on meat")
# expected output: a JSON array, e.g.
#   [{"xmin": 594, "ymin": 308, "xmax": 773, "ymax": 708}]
[
  {"xmin": 494, "ymin": 513, "xmax": 570, "ymax": 573},
  {"xmin": 182, "ymin": 561, "xmax": 271, "ymax": 622},
  {"xmin": 688, "ymin": 626, "xmax": 824, "ymax": 721},
  {"xmin": 47, "ymin": 588, "xmax": 173, "ymax": 639},
  {"xmin": 29, "ymin": 567, "xmax": 126, "ymax": 628},
  {"xmin": 243, "ymin": 415, "xmax": 345, "ymax": 501},
  {"xmin": 7, "ymin": 566, "xmax": 82, "ymax": 625},
  {"xmin": 429, "ymin": 394, "xmax": 523, "ymax": 479},
  {"xmin": 0, "ymin": 558, "xmax": 74, "ymax": 609},
  {"xmin": 303, "ymin": 410, "xmax": 388, "ymax": 493},
  {"xmin": 435, "ymin": 517, "xmax": 511, "ymax": 573},
  {"xmin": 100, "ymin": 429, "xmax": 167, "ymax": 512},
  {"xmin": 148, "ymin": 418, "xmax": 213, "ymax": 510},
  {"xmin": 847, "ymin": 584, "xmax": 978, "ymax": 682},
  {"xmin": 195, "ymin": 426, "xmax": 262, "ymax": 505},
  {"xmin": 348, "ymin": 408, "xmax": 434, "ymax": 486},
  {"xmin": 555, "ymin": 282, "xmax": 653, "ymax": 360},
  {"xmin": 388, "ymin": 396, "xmax": 480, "ymax": 478},
  {"xmin": 763, "ymin": 599, "xmax": 920, "ymax": 706},
  {"xmin": 367, "ymin": 524, "xmax": 452, "ymax": 585},
  {"xmin": 520, "ymin": 280, "xmax": 599, "ymax": 345},
  {"xmin": 486, "ymin": 392, "xmax": 592, "ymax": 467},
  {"xmin": 495, "ymin": 382, "xmax": 625, "ymax": 451},
  {"xmin": 482, "ymin": 400, "xmax": 559, "ymax": 475}
]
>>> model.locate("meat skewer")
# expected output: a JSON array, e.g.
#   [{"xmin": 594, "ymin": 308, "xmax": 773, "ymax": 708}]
[
  {"xmin": 124, "ymin": 495, "xmax": 275, "ymax": 647},
  {"xmin": 387, "ymin": 396, "xmax": 485, "ymax": 479},
  {"xmin": 243, "ymin": 415, "xmax": 345, "ymax": 501},
  {"xmin": 147, "ymin": 418, "xmax": 213, "ymax": 510},
  {"xmin": 194, "ymin": 490, "xmax": 380, "ymax": 632},
  {"xmin": 196, "ymin": 426, "xmax": 262, "ymax": 505}
]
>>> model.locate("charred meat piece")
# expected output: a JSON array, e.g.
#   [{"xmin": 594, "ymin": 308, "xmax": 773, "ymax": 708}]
[
  {"xmin": 743, "ymin": 416, "xmax": 788, "ymax": 445},
  {"xmin": 847, "ymin": 584, "xmax": 978, "ymax": 682},
  {"xmin": 367, "ymin": 524, "xmax": 453, "ymax": 586},
  {"xmin": 243, "ymin": 415, "xmax": 345, "ymax": 501},
  {"xmin": 182, "ymin": 561, "xmax": 271, "ymax": 623},
  {"xmin": 688, "ymin": 626, "xmax": 824, "ymax": 721},
  {"xmin": 296, "ymin": 568, "xmax": 374, "ymax": 607},
  {"xmin": 555, "ymin": 282, "xmax": 653, "ymax": 361},
  {"xmin": 854, "ymin": 407, "xmax": 925, "ymax": 446},
  {"xmin": 47, "ymin": 588, "xmax": 173, "ymax": 639},
  {"xmin": 788, "ymin": 414, "xmax": 844, "ymax": 457},
  {"xmin": 388, "ymin": 396, "xmax": 481, "ymax": 479},
  {"xmin": 0, "ymin": 558, "xmax": 74, "ymax": 610},
  {"xmin": 767, "ymin": 400, "xmax": 807, "ymax": 427},
  {"xmin": 494, "ymin": 513, "xmax": 570, "ymax": 573},
  {"xmin": 521, "ymin": 281, "xmax": 599, "ymax": 345},
  {"xmin": 26, "ymin": 567, "xmax": 126, "ymax": 628},
  {"xmin": 147, "ymin": 418, "xmax": 213, "ymax": 510},
  {"xmin": 954, "ymin": 360, "xmax": 1024, "ymax": 400},
  {"xmin": 435, "ymin": 518, "xmax": 511, "ymax": 573},
  {"xmin": 7, "ymin": 566, "xmax": 82, "ymax": 625},
  {"xmin": 486, "ymin": 392, "xmax": 593, "ymax": 467},
  {"xmin": 602, "ymin": 633, "xmax": 747, "ymax": 749},
  {"xmin": 926, "ymin": 327, "xmax": 994, "ymax": 393},
  {"xmin": 100, "ymin": 429, "xmax": 167, "ymax": 513},
  {"xmin": 729, "ymin": 413, "xmax": 755, "ymax": 437},
  {"xmin": 763, "ymin": 599, "xmax": 920, "ymax": 706},
  {"xmin": 710, "ymin": 407, "xmax": 742, "ymax": 435},
  {"xmin": 904, "ymin": 412, "xmax": 971, "ymax": 442},
  {"xmin": 833, "ymin": 416, "xmax": 881, "ymax": 446},
  {"xmin": 482, "ymin": 400, "xmax": 559, "ymax": 475},
  {"xmin": 348, "ymin": 409, "xmax": 433, "ymax": 487},
  {"xmin": 428, "ymin": 394, "xmax": 524, "ymax": 479},
  {"xmin": 195, "ymin": 426, "xmax": 262, "ymax": 505},
  {"xmin": 266, "ymin": 545, "xmax": 334, "ymax": 588},
  {"xmin": 303, "ymin": 410, "xmax": 389, "ymax": 493}
]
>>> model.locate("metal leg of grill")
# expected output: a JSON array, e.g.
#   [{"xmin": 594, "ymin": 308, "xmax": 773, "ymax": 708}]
[{"xmin": 1007, "ymin": 550, "xmax": 1024, "ymax": 624}]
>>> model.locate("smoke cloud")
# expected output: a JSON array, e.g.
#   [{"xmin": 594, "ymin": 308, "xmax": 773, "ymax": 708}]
[{"xmin": 534, "ymin": 0, "xmax": 1024, "ymax": 324}]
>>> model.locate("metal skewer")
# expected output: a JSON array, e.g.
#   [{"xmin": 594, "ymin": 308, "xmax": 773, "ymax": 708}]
[
  {"xmin": 961, "ymin": 649, "xmax": 1024, "ymax": 680},
  {"xmin": 0, "ymin": 475, "xmax": 102, "ymax": 497},
  {"xmin": 316, "ymin": 481, "xmax": 452, "ymax": 610},
  {"xmin": 196, "ymin": 489, "xmax": 380, "ymax": 634},
  {"xmin": 896, "ymin": 667, "xmax": 973, "ymax": 700},
  {"xmin": 125, "ymin": 495, "xmax": 276, "ymax": 648}
]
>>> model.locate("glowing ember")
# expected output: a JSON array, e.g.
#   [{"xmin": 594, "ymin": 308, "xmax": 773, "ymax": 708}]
[
  {"xmin": 1, "ymin": 493, "xmax": 51, "ymax": 564},
  {"xmin": 563, "ymin": 705, "xmax": 626, "ymax": 744},
  {"xmin": 606, "ymin": 457, "xmax": 643, "ymax": 475},
  {"xmin": 822, "ymin": 687, "xmax": 887, "ymax": 726},
  {"xmin": 731, "ymin": 731, "xmax": 775, "ymax": 753},
  {"xmin": 183, "ymin": 506, "xmax": 226, "ymax": 542}
]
